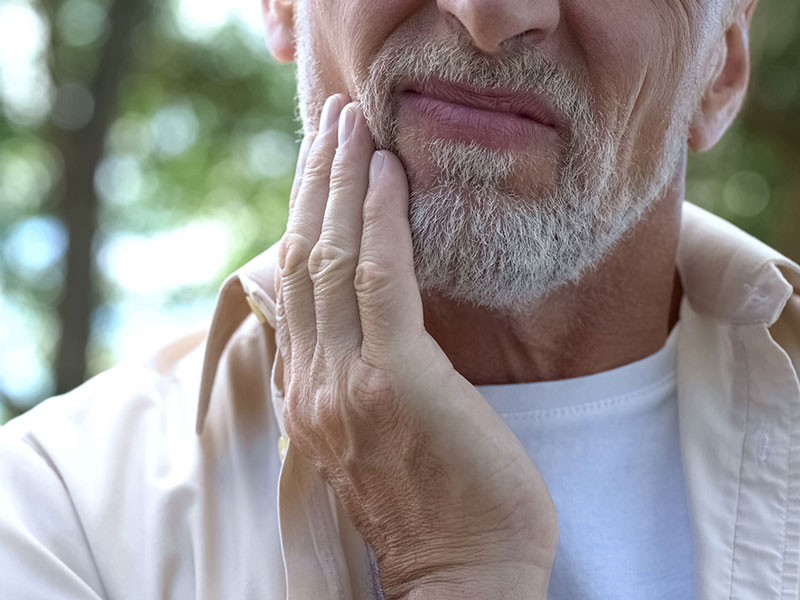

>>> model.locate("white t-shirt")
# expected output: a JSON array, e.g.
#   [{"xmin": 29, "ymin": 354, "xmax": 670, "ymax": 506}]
[{"xmin": 478, "ymin": 325, "xmax": 694, "ymax": 599}]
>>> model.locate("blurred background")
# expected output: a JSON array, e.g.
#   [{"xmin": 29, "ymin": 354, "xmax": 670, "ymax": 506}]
[{"xmin": 0, "ymin": 0, "xmax": 798, "ymax": 424}]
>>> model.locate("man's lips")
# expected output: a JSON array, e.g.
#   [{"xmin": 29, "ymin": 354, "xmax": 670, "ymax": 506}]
[
  {"xmin": 401, "ymin": 79, "xmax": 560, "ymax": 128},
  {"xmin": 397, "ymin": 79, "xmax": 561, "ymax": 148}
]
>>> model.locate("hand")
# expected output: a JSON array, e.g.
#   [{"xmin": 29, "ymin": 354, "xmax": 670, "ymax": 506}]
[{"xmin": 275, "ymin": 93, "xmax": 558, "ymax": 600}]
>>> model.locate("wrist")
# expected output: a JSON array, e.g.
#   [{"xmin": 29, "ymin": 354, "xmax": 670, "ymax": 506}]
[{"xmin": 387, "ymin": 563, "xmax": 553, "ymax": 600}]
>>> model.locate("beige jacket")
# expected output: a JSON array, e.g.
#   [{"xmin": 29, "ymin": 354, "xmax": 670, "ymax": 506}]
[{"xmin": 1, "ymin": 202, "xmax": 798, "ymax": 599}]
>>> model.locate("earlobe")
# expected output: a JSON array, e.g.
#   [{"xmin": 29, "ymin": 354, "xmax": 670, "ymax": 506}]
[
  {"xmin": 688, "ymin": 1, "xmax": 757, "ymax": 152},
  {"xmin": 263, "ymin": 0, "xmax": 296, "ymax": 63}
]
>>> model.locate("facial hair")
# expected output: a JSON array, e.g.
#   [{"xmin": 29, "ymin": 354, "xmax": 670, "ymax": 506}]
[{"xmin": 294, "ymin": 15, "xmax": 689, "ymax": 313}]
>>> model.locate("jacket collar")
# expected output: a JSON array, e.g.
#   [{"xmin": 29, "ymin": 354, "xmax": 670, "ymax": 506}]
[
  {"xmin": 196, "ymin": 245, "xmax": 280, "ymax": 433},
  {"xmin": 195, "ymin": 202, "xmax": 800, "ymax": 434},
  {"xmin": 678, "ymin": 202, "xmax": 799, "ymax": 325}
]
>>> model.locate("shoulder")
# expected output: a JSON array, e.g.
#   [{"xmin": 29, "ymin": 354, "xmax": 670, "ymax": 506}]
[
  {"xmin": 0, "ymin": 290, "xmax": 286, "ymax": 595},
  {"xmin": 679, "ymin": 202, "xmax": 800, "ymax": 327},
  {"xmin": 678, "ymin": 202, "xmax": 800, "ymax": 373},
  {"xmin": 0, "ymin": 326, "xmax": 211, "ymax": 533},
  {"xmin": 0, "ymin": 327, "xmax": 207, "ymax": 596}
]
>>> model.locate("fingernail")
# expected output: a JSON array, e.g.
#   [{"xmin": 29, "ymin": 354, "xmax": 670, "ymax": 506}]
[
  {"xmin": 320, "ymin": 95, "xmax": 342, "ymax": 133},
  {"xmin": 369, "ymin": 151, "xmax": 385, "ymax": 182},
  {"xmin": 338, "ymin": 104, "xmax": 356, "ymax": 146}
]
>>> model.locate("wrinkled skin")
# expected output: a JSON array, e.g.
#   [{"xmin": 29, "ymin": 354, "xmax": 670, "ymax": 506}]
[
  {"xmin": 266, "ymin": 0, "xmax": 758, "ymax": 598},
  {"xmin": 277, "ymin": 96, "xmax": 557, "ymax": 599}
]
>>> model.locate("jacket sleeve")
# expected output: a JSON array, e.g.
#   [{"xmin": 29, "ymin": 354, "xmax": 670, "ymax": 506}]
[{"xmin": 0, "ymin": 431, "xmax": 106, "ymax": 599}]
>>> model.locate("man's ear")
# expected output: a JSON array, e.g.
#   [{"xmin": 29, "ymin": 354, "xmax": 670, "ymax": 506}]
[
  {"xmin": 688, "ymin": 0, "xmax": 759, "ymax": 152},
  {"xmin": 262, "ymin": 0, "xmax": 296, "ymax": 63}
]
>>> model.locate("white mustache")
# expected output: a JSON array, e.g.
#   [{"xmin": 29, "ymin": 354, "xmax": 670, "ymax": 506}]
[{"xmin": 357, "ymin": 31, "xmax": 595, "ymax": 152}]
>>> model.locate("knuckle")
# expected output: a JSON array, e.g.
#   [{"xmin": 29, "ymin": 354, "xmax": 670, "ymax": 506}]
[
  {"xmin": 283, "ymin": 381, "xmax": 305, "ymax": 425},
  {"xmin": 346, "ymin": 365, "xmax": 398, "ymax": 423},
  {"xmin": 354, "ymin": 259, "xmax": 394, "ymax": 297},
  {"xmin": 284, "ymin": 383, "xmax": 316, "ymax": 449},
  {"xmin": 308, "ymin": 240, "xmax": 356, "ymax": 284},
  {"xmin": 284, "ymin": 378, "xmax": 342, "ymax": 433},
  {"xmin": 279, "ymin": 233, "xmax": 314, "ymax": 275},
  {"xmin": 348, "ymin": 367, "xmax": 394, "ymax": 402},
  {"xmin": 311, "ymin": 387, "xmax": 338, "ymax": 431},
  {"xmin": 328, "ymin": 163, "xmax": 355, "ymax": 192}
]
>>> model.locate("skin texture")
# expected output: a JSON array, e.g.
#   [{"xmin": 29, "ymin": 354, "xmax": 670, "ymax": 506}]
[
  {"xmin": 277, "ymin": 97, "xmax": 557, "ymax": 599},
  {"xmin": 262, "ymin": 0, "xmax": 758, "ymax": 597}
]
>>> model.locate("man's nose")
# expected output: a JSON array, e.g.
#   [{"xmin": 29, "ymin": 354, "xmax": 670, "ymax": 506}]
[{"xmin": 436, "ymin": 0, "xmax": 560, "ymax": 53}]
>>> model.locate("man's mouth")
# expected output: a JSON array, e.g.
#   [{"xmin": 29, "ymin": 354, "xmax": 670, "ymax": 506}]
[{"xmin": 397, "ymin": 78, "xmax": 561, "ymax": 149}]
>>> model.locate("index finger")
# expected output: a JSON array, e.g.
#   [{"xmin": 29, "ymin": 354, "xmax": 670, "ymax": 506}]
[{"xmin": 289, "ymin": 133, "xmax": 316, "ymax": 213}]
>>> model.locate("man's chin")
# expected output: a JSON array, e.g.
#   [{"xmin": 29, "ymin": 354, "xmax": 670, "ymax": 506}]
[{"xmin": 394, "ymin": 134, "xmax": 562, "ymax": 202}]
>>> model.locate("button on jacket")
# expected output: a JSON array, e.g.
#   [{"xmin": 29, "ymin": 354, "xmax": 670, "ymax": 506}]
[{"xmin": 1, "ymin": 202, "xmax": 799, "ymax": 599}]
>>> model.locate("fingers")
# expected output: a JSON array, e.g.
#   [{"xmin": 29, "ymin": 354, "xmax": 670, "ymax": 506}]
[
  {"xmin": 356, "ymin": 151, "xmax": 424, "ymax": 364},
  {"xmin": 278, "ymin": 93, "xmax": 347, "ymax": 369},
  {"xmin": 274, "ymin": 261, "xmax": 293, "ymax": 388},
  {"xmin": 280, "ymin": 94, "xmax": 420, "ymax": 381},
  {"xmin": 309, "ymin": 103, "xmax": 375, "ymax": 355},
  {"xmin": 288, "ymin": 133, "xmax": 316, "ymax": 214},
  {"xmin": 276, "ymin": 128, "xmax": 317, "ymax": 380}
]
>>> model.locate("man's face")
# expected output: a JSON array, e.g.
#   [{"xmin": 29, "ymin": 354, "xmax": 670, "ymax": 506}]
[{"xmin": 292, "ymin": 0, "xmax": 725, "ymax": 310}]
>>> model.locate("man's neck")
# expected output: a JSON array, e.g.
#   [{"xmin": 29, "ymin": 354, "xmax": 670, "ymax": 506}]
[{"xmin": 421, "ymin": 188, "xmax": 684, "ymax": 386}]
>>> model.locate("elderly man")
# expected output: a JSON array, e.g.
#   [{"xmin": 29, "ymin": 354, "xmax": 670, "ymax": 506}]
[{"xmin": 2, "ymin": 0, "xmax": 799, "ymax": 598}]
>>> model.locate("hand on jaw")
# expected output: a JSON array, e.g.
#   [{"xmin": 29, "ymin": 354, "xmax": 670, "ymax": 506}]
[{"xmin": 275, "ymin": 93, "xmax": 558, "ymax": 600}]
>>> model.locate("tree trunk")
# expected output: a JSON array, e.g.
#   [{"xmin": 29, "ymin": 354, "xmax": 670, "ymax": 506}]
[{"xmin": 48, "ymin": 0, "xmax": 150, "ymax": 394}]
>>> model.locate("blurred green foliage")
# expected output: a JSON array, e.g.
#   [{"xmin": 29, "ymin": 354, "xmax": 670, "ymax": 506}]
[
  {"xmin": 1, "ymin": 0, "xmax": 300, "ymax": 420},
  {"xmin": 0, "ymin": 0, "xmax": 798, "ymax": 423},
  {"xmin": 687, "ymin": 0, "xmax": 800, "ymax": 258}
]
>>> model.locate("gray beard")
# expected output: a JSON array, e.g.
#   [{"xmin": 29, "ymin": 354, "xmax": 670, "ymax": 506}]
[{"xmin": 295, "ymin": 18, "xmax": 689, "ymax": 312}]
